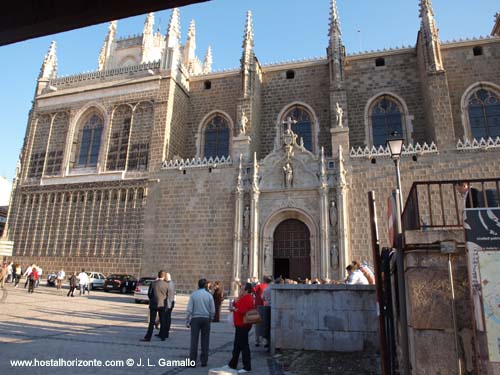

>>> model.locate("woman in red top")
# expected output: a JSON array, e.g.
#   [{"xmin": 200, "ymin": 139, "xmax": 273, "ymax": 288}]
[
  {"xmin": 227, "ymin": 282, "xmax": 254, "ymax": 372},
  {"xmin": 28, "ymin": 268, "xmax": 39, "ymax": 294}
]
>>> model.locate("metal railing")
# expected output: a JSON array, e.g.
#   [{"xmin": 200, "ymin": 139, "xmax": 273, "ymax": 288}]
[{"xmin": 402, "ymin": 178, "xmax": 500, "ymax": 231}]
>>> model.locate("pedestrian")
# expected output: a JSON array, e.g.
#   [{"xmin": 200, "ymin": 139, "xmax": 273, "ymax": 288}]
[
  {"xmin": 254, "ymin": 276, "xmax": 271, "ymax": 347},
  {"xmin": 14, "ymin": 264, "xmax": 21, "ymax": 288},
  {"xmin": 56, "ymin": 269, "xmax": 65, "ymax": 290},
  {"xmin": 186, "ymin": 278, "xmax": 215, "ymax": 368},
  {"xmin": 0, "ymin": 262, "xmax": 6, "ymax": 288},
  {"xmin": 77, "ymin": 269, "xmax": 89, "ymax": 295},
  {"xmin": 23, "ymin": 264, "xmax": 33, "ymax": 288},
  {"xmin": 164, "ymin": 272, "xmax": 176, "ymax": 338},
  {"xmin": 28, "ymin": 267, "xmax": 39, "ymax": 293},
  {"xmin": 67, "ymin": 272, "xmax": 77, "ymax": 297},
  {"xmin": 35, "ymin": 265, "xmax": 43, "ymax": 288},
  {"xmin": 345, "ymin": 264, "xmax": 369, "ymax": 285},
  {"xmin": 226, "ymin": 282, "xmax": 255, "ymax": 373},
  {"xmin": 141, "ymin": 270, "xmax": 169, "ymax": 342},
  {"xmin": 7, "ymin": 262, "xmax": 13, "ymax": 283},
  {"xmin": 212, "ymin": 280, "xmax": 224, "ymax": 323}
]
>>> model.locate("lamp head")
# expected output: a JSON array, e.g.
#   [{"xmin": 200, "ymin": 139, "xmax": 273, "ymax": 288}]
[{"xmin": 386, "ymin": 132, "xmax": 404, "ymax": 159}]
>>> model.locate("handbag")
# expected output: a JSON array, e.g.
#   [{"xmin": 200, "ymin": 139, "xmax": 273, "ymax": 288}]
[{"xmin": 243, "ymin": 309, "xmax": 261, "ymax": 324}]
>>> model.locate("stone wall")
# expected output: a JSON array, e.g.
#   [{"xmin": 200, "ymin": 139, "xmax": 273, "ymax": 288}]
[
  {"xmin": 270, "ymin": 284, "xmax": 378, "ymax": 353},
  {"xmin": 142, "ymin": 166, "xmax": 237, "ymax": 292}
]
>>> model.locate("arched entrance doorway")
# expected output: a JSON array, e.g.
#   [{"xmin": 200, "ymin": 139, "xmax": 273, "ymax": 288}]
[{"xmin": 273, "ymin": 219, "xmax": 311, "ymax": 280}]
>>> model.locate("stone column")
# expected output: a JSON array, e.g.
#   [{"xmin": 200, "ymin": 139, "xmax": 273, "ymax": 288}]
[
  {"xmin": 231, "ymin": 155, "xmax": 244, "ymax": 296},
  {"xmin": 249, "ymin": 152, "xmax": 260, "ymax": 279},
  {"xmin": 336, "ymin": 145, "xmax": 350, "ymax": 279},
  {"xmin": 318, "ymin": 147, "xmax": 330, "ymax": 280}
]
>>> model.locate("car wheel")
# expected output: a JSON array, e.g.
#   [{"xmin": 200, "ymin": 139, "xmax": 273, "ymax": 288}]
[
  {"xmin": 135, "ymin": 299, "xmax": 141, "ymax": 304},
  {"xmin": 120, "ymin": 286, "xmax": 127, "ymax": 294}
]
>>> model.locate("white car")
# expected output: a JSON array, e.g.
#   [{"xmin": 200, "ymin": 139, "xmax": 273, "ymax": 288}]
[
  {"xmin": 86, "ymin": 272, "xmax": 106, "ymax": 290},
  {"xmin": 134, "ymin": 277, "xmax": 156, "ymax": 303}
]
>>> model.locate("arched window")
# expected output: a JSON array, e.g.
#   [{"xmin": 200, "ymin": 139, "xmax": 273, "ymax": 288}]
[
  {"xmin": 77, "ymin": 114, "xmax": 103, "ymax": 167},
  {"xmin": 282, "ymin": 106, "xmax": 313, "ymax": 151},
  {"xmin": 467, "ymin": 88, "xmax": 500, "ymax": 139},
  {"xmin": 370, "ymin": 95, "xmax": 404, "ymax": 147},
  {"xmin": 204, "ymin": 114, "xmax": 230, "ymax": 158}
]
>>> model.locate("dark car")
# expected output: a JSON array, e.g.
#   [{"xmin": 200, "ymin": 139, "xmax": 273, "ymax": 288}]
[{"xmin": 104, "ymin": 274, "xmax": 137, "ymax": 294}]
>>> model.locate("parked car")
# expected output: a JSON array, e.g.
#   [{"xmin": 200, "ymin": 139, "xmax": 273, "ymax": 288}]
[
  {"xmin": 46, "ymin": 272, "xmax": 57, "ymax": 287},
  {"xmin": 86, "ymin": 272, "xmax": 106, "ymax": 290},
  {"xmin": 134, "ymin": 277, "xmax": 156, "ymax": 303},
  {"xmin": 104, "ymin": 274, "xmax": 137, "ymax": 294}
]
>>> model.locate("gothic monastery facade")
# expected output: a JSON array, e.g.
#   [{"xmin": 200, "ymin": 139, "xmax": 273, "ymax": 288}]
[{"xmin": 3, "ymin": 1, "xmax": 500, "ymax": 292}]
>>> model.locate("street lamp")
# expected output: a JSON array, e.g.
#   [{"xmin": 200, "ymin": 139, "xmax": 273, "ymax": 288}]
[{"xmin": 386, "ymin": 133, "xmax": 410, "ymax": 375}]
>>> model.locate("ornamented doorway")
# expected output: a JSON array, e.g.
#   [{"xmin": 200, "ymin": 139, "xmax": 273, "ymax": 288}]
[{"xmin": 273, "ymin": 219, "xmax": 311, "ymax": 280}]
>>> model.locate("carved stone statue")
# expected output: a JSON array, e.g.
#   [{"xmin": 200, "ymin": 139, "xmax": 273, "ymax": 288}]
[
  {"xmin": 239, "ymin": 109, "xmax": 248, "ymax": 135},
  {"xmin": 264, "ymin": 245, "xmax": 272, "ymax": 273},
  {"xmin": 329, "ymin": 200, "xmax": 338, "ymax": 228},
  {"xmin": 330, "ymin": 243, "xmax": 339, "ymax": 269},
  {"xmin": 283, "ymin": 162, "xmax": 293, "ymax": 188},
  {"xmin": 335, "ymin": 102, "xmax": 344, "ymax": 128},
  {"xmin": 242, "ymin": 246, "xmax": 249, "ymax": 270},
  {"xmin": 243, "ymin": 205, "xmax": 250, "ymax": 230}
]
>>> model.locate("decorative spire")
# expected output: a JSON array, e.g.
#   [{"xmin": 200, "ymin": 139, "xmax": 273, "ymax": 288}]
[
  {"xmin": 203, "ymin": 46, "xmax": 213, "ymax": 74},
  {"xmin": 241, "ymin": 10, "xmax": 255, "ymax": 97},
  {"xmin": 327, "ymin": 0, "xmax": 344, "ymax": 88},
  {"xmin": 98, "ymin": 21, "xmax": 117, "ymax": 71},
  {"xmin": 39, "ymin": 41, "xmax": 57, "ymax": 80},
  {"xmin": 329, "ymin": 0, "xmax": 341, "ymax": 38},
  {"xmin": 183, "ymin": 19, "xmax": 197, "ymax": 69},
  {"xmin": 419, "ymin": 0, "xmax": 443, "ymax": 71},
  {"xmin": 141, "ymin": 13, "xmax": 155, "ymax": 63},
  {"xmin": 166, "ymin": 8, "xmax": 181, "ymax": 47}
]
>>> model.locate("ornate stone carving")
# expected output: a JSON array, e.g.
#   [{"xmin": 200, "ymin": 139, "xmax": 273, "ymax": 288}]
[
  {"xmin": 283, "ymin": 161, "xmax": 293, "ymax": 188},
  {"xmin": 243, "ymin": 205, "xmax": 250, "ymax": 230},
  {"xmin": 239, "ymin": 108, "xmax": 248, "ymax": 135},
  {"xmin": 264, "ymin": 245, "xmax": 272, "ymax": 274},
  {"xmin": 329, "ymin": 200, "xmax": 338, "ymax": 228},
  {"xmin": 335, "ymin": 102, "xmax": 343, "ymax": 128},
  {"xmin": 330, "ymin": 243, "xmax": 339, "ymax": 269},
  {"xmin": 242, "ymin": 246, "xmax": 249, "ymax": 270}
]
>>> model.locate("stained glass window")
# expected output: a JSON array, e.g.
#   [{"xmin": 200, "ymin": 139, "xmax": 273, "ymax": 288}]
[
  {"xmin": 468, "ymin": 89, "xmax": 500, "ymax": 140},
  {"xmin": 77, "ymin": 114, "xmax": 103, "ymax": 167},
  {"xmin": 204, "ymin": 115, "xmax": 230, "ymax": 158},
  {"xmin": 371, "ymin": 96, "xmax": 404, "ymax": 147},
  {"xmin": 282, "ymin": 106, "xmax": 313, "ymax": 151}
]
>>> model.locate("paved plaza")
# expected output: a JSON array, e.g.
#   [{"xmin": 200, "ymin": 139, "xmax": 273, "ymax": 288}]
[{"xmin": 0, "ymin": 283, "xmax": 282, "ymax": 375}]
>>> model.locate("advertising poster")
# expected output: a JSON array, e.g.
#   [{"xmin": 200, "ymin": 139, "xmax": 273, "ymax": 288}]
[{"xmin": 464, "ymin": 208, "xmax": 500, "ymax": 363}]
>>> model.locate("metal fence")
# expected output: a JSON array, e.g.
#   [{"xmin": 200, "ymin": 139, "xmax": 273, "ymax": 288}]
[{"xmin": 402, "ymin": 178, "xmax": 500, "ymax": 231}]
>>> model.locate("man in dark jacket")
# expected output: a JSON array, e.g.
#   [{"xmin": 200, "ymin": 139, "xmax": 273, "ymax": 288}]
[{"xmin": 141, "ymin": 271, "xmax": 169, "ymax": 342}]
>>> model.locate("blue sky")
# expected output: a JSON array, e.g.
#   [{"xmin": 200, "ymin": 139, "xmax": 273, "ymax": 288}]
[{"xmin": 0, "ymin": 0, "xmax": 497, "ymax": 182}]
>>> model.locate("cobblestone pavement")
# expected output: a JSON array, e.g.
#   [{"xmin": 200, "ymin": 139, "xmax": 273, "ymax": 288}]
[{"xmin": 0, "ymin": 282, "xmax": 283, "ymax": 375}]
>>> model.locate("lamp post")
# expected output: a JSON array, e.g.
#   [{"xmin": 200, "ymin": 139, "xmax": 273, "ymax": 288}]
[{"xmin": 386, "ymin": 134, "xmax": 410, "ymax": 375}]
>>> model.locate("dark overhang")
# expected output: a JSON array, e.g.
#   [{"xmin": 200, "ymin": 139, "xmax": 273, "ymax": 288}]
[{"xmin": 1, "ymin": 0, "xmax": 210, "ymax": 46}]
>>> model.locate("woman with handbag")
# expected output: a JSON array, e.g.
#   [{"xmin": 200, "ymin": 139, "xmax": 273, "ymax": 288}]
[{"xmin": 227, "ymin": 282, "xmax": 255, "ymax": 373}]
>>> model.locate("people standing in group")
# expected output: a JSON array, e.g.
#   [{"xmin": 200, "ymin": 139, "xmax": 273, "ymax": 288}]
[
  {"xmin": 186, "ymin": 278, "xmax": 215, "ymax": 368},
  {"xmin": 77, "ymin": 269, "xmax": 89, "ymax": 296},
  {"xmin": 28, "ymin": 266, "xmax": 39, "ymax": 293},
  {"xmin": 141, "ymin": 270, "xmax": 169, "ymax": 342},
  {"xmin": 212, "ymin": 280, "xmax": 224, "ymax": 323},
  {"xmin": 23, "ymin": 264, "xmax": 33, "ymax": 288},
  {"xmin": 345, "ymin": 263, "xmax": 369, "ymax": 285},
  {"xmin": 254, "ymin": 276, "xmax": 271, "ymax": 348},
  {"xmin": 56, "ymin": 269, "xmax": 65, "ymax": 290},
  {"xmin": 227, "ymin": 282, "xmax": 255, "ymax": 373},
  {"xmin": 164, "ymin": 272, "xmax": 176, "ymax": 338},
  {"xmin": 67, "ymin": 272, "xmax": 77, "ymax": 297}
]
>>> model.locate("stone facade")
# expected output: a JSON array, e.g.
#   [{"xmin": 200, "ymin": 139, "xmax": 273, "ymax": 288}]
[{"xmin": 2, "ymin": 1, "xmax": 500, "ymax": 293}]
